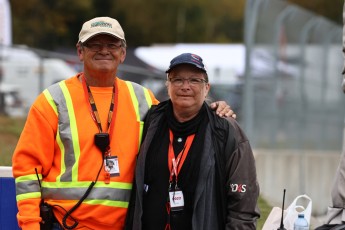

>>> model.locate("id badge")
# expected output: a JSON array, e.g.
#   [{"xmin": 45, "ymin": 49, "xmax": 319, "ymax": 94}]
[
  {"xmin": 169, "ymin": 189, "xmax": 184, "ymax": 211},
  {"xmin": 104, "ymin": 156, "xmax": 120, "ymax": 176}
]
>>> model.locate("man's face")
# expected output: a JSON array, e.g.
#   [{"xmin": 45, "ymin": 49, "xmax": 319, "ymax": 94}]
[
  {"xmin": 167, "ymin": 64, "xmax": 210, "ymax": 112},
  {"xmin": 77, "ymin": 34, "xmax": 126, "ymax": 75}
]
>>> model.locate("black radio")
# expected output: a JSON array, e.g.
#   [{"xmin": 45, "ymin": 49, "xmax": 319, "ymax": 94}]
[
  {"xmin": 35, "ymin": 168, "xmax": 54, "ymax": 230},
  {"xmin": 39, "ymin": 201, "xmax": 53, "ymax": 230},
  {"xmin": 94, "ymin": 132, "xmax": 110, "ymax": 153}
]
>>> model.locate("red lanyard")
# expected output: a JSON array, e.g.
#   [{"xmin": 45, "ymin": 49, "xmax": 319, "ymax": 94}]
[
  {"xmin": 168, "ymin": 130, "xmax": 195, "ymax": 184},
  {"xmin": 81, "ymin": 74, "xmax": 118, "ymax": 137}
]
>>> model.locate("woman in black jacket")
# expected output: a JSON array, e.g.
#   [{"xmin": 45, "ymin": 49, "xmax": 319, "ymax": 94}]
[{"xmin": 128, "ymin": 53, "xmax": 260, "ymax": 230}]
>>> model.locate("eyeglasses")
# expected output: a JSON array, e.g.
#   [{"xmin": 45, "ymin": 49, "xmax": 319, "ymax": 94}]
[
  {"xmin": 83, "ymin": 43, "xmax": 122, "ymax": 52},
  {"xmin": 168, "ymin": 77, "xmax": 207, "ymax": 86}
]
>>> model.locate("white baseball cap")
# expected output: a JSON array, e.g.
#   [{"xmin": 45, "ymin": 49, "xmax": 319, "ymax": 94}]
[{"xmin": 78, "ymin": 17, "xmax": 126, "ymax": 44}]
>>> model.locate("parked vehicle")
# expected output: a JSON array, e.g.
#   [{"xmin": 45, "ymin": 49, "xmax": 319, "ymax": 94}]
[
  {"xmin": 0, "ymin": 45, "xmax": 77, "ymax": 115},
  {"xmin": 0, "ymin": 83, "xmax": 25, "ymax": 117}
]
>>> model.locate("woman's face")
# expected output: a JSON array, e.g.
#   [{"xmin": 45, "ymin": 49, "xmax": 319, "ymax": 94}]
[{"xmin": 167, "ymin": 64, "xmax": 210, "ymax": 115}]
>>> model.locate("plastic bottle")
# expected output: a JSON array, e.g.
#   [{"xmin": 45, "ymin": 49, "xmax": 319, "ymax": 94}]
[{"xmin": 294, "ymin": 213, "xmax": 309, "ymax": 230}]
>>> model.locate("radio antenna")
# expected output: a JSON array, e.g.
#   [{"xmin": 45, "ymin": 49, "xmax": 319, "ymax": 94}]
[
  {"xmin": 35, "ymin": 168, "xmax": 42, "ymax": 188},
  {"xmin": 277, "ymin": 189, "xmax": 287, "ymax": 230}
]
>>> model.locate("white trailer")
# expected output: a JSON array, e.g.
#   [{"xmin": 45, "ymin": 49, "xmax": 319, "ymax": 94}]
[{"xmin": 0, "ymin": 46, "xmax": 78, "ymax": 115}]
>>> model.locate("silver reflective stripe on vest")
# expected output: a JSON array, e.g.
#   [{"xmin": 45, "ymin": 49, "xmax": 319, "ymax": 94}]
[
  {"xmin": 46, "ymin": 82, "xmax": 78, "ymax": 182},
  {"xmin": 16, "ymin": 177, "xmax": 41, "ymax": 196},
  {"xmin": 125, "ymin": 81, "xmax": 153, "ymax": 148},
  {"xmin": 126, "ymin": 81, "xmax": 152, "ymax": 121},
  {"xmin": 42, "ymin": 186, "xmax": 131, "ymax": 202}
]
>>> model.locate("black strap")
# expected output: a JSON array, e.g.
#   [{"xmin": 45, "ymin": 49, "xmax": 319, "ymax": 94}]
[
  {"xmin": 62, "ymin": 182, "xmax": 96, "ymax": 229},
  {"xmin": 81, "ymin": 75, "xmax": 115, "ymax": 133},
  {"xmin": 61, "ymin": 151, "xmax": 105, "ymax": 229},
  {"xmin": 211, "ymin": 119, "xmax": 233, "ymax": 229},
  {"xmin": 125, "ymin": 105, "xmax": 157, "ymax": 230},
  {"xmin": 315, "ymin": 224, "xmax": 345, "ymax": 230},
  {"xmin": 141, "ymin": 105, "xmax": 157, "ymax": 142}
]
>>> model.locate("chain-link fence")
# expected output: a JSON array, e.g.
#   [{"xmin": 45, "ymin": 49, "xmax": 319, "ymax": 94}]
[
  {"xmin": 244, "ymin": 0, "xmax": 345, "ymax": 216},
  {"xmin": 244, "ymin": 0, "xmax": 344, "ymax": 151}
]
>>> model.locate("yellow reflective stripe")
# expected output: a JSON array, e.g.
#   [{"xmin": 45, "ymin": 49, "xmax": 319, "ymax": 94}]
[
  {"xmin": 139, "ymin": 88, "xmax": 153, "ymax": 144},
  {"xmin": 125, "ymin": 81, "xmax": 140, "ymax": 122},
  {"xmin": 59, "ymin": 81, "xmax": 80, "ymax": 181},
  {"xmin": 16, "ymin": 192, "xmax": 41, "ymax": 202},
  {"xmin": 42, "ymin": 181, "xmax": 132, "ymax": 189},
  {"xmin": 138, "ymin": 121, "xmax": 144, "ymax": 149},
  {"xmin": 83, "ymin": 199, "xmax": 128, "ymax": 208},
  {"xmin": 56, "ymin": 130, "xmax": 65, "ymax": 182},
  {"xmin": 143, "ymin": 88, "xmax": 153, "ymax": 108},
  {"xmin": 15, "ymin": 174, "xmax": 41, "ymax": 183},
  {"xmin": 43, "ymin": 89, "xmax": 58, "ymax": 115},
  {"xmin": 94, "ymin": 181, "xmax": 132, "ymax": 189}
]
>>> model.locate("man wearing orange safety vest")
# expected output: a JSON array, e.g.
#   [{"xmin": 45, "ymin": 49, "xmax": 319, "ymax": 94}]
[{"xmin": 12, "ymin": 17, "xmax": 234, "ymax": 229}]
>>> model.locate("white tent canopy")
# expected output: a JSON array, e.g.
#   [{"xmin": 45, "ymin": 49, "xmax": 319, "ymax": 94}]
[{"xmin": 135, "ymin": 43, "xmax": 246, "ymax": 84}]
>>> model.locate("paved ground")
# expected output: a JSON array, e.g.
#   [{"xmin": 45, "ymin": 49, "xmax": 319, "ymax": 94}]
[{"xmin": 311, "ymin": 215, "xmax": 327, "ymax": 229}]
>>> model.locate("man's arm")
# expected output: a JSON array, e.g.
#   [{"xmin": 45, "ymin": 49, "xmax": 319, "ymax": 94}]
[{"xmin": 12, "ymin": 95, "xmax": 57, "ymax": 230}]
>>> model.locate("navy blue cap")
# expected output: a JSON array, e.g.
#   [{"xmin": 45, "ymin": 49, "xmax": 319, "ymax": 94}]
[{"xmin": 166, "ymin": 53, "xmax": 207, "ymax": 73}]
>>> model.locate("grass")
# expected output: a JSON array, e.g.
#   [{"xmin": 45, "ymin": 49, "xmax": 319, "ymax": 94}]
[
  {"xmin": 0, "ymin": 115, "xmax": 272, "ymax": 227},
  {"xmin": 258, "ymin": 195, "xmax": 273, "ymax": 229},
  {"xmin": 0, "ymin": 115, "xmax": 26, "ymax": 166}
]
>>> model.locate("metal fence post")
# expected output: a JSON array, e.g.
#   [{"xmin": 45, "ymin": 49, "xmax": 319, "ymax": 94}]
[{"xmin": 243, "ymin": 0, "xmax": 263, "ymax": 142}]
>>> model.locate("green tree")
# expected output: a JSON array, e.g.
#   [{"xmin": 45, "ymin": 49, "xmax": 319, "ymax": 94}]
[
  {"xmin": 287, "ymin": 0, "xmax": 342, "ymax": 24},
  {"xmin": 9, "ymin": 0, "xmax": 341, "ymax": 49},
  {"xmin": 10, "ymin": 0, "xmax": 93, "ymax": 49}
]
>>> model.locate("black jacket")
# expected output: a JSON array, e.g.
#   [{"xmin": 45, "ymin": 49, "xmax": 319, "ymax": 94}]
[{"xmin": 127, "ymin": 100, "xmax": 260, "ymax": 230}]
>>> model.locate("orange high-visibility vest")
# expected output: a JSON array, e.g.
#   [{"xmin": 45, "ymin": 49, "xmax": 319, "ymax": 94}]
[{"xmin": 13, "ymin": 75, "xmax": 158, "ymax": 230}]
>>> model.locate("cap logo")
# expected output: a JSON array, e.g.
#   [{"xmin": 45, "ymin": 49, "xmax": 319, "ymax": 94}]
[
  {"xmin": 166, "ymin": 53, "xmax": 206, "ymax": 73},
  {"xmin": 91, "ymin": 21, "xmax": 112, "ymax": 29},
  {"xmin": 191, "ymin": 54, "xmax": 202, "ymax": 64}
]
